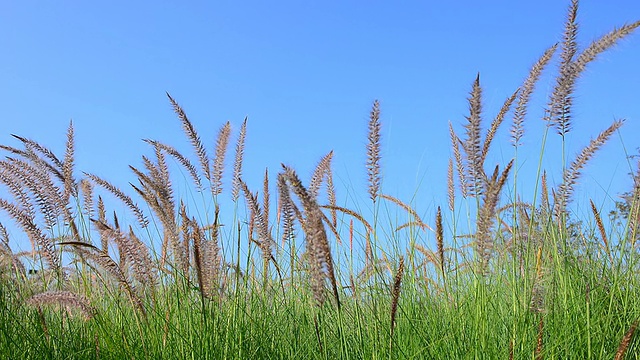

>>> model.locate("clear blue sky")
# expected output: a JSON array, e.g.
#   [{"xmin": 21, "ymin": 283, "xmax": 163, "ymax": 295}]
[{"xmin": 1, "ymin": 1, "xmax": 640, "ymax": 250}]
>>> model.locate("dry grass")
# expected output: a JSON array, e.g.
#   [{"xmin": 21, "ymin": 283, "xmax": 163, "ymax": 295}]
[
  {"xmin": 0, "ymin": 2, "xmax": 638, "ymax": 358},
  {"xmin": 614, "ymin": 320, "xmax": 638, "ymax": 360}
]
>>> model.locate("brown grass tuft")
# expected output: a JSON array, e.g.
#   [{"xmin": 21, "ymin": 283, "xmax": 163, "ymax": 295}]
[
  {"xmin": 535, "ymin": 316, "xmax": 544, "ymax": 360},
  {"xmin": 27, "ymin": 290, "xmax": 96, "ymax": 320},
  {"xmin": 476, "ymin": 159, "xmax": 514, "ymax": 275},
  {"xmin": 590, "ymin": 199, "xmax": 612, "ymax": 263},
  {"xmin": 390, "ymin": 256, "xmax": 405, "ymax": 344},
  {"xmin": 614, "ymin": 320, "xmax": 638, "ymax": 360},
  {"xmin": 282, "ymin": 165, "xmax": 340, "ymax": 308},
  {"xmin": 240, "ymin": 180, "xmax": 274, "ymax": 286}
]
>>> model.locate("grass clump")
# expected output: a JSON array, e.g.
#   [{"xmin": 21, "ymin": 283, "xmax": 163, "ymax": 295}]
[{"xmin": 1, "ymin": 1, "xmax": 640, "ymax": 358}]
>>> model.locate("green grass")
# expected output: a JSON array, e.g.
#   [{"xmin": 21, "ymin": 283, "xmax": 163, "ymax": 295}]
[{"xmin": 1, "ymin": 1, "xmax": 640, "ymax": 359}]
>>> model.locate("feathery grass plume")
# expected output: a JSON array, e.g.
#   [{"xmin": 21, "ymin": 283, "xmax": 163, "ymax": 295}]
[
  {"xmin": 481, "ymin": 90, "xmax": 518, "ymax": 164},
  {"xmin": 589, "ymin": 199, "xmax": 612, "ymax": 262},
  {"xmin": 512, "ymin": 44, "xmax": 558, "ymax": 146},
  {"xmin": 231, "ymin": 117, "xmax": 247, "ymax": 202},
  {"xmin": 0, "ymin": 198, "xmax": 60, "ymax": 271},
  {"xmin": 95, "ymin": 196, "xmax": 109, "ymax": 251},
  {"xmin": 476, "ymin": 159, "xmax": 514, "ymax": 275},
  {"xmin": 367, "ymin": 100, "xmax": 381, "ymax": 203},
  {"xmin": 2, "ymin": 144, "xmax": 65, "ymax": 186},
  {"xmin": 60, "ymin": 241, "xmax": 145, "ymax": 317},
  {"xmin": 167, "ymin": 92, "xmax": 211, "ymax": 181},
  {"xmin": 395, "ymin": 221, "xmax": 428, "ymax": 232},
  {"xmin": 0, "ymin": 222, "xmax": 26, "ymax": 278},
  {"xmin": 450, "ymin": 122, "xmax": 469, "ymax": 198},
  {"xmin": 322, "ymin": 203, "xmax": 374, "ymax": 265},
  {"xmin": 282, "ymin": 165, "xmax": 340, "ymax": 308},
  {"xmin": 204, "ymin": 207, "xmax": 222, "ymax": 296},
  {"xmin": 278, "ymin": 173, "xmax": 296, "ymax": 245},
  {"xmin": 574, "ymin": 20, "xmax": 640, "ymax": 73},
  {"xmin": 91, "ymin": 219, "xmax": 154, "ymax": 288},
  {"xmin": 462, "ymin": 74, "xmax": 485, "ymax": 196},
  {"xmin": 127, "ymin": 226, "xmax": 156, "ymax": 286},
  {"xmin": 416, "ymin": 244, "xmax": 440, "ymax": 267},
  {"xmin": 318, "ymin": 210, "xmax": 342, "ymax": 245},
  {"xmin": 540, "ymin": 171, "xmax": 550, "ymax": 217},
  {"xmin": 614, "ymin": 320, "xmax": 638, "ymax": 360},
  {"xmin": 191, "ymin": 207, "xmax": 221, "ymax": 299},
  {"xmin": 129, "ymin": 163, "xmax": 182, "ymax": 272},
  {"xmin": 380, "ymin": 193, "xmax": 433, "ymax": 231},
  {"xmin": 141, "ymin": 155, "xmax": 162, "ymax": 185},
  {"xmin": 448, "ymin": 158, "xmax": 455, "ymax": 211},
  {"xmin": 150, "ymin": 145, "xmax": 174, "ymax": 214},
  {"xmin": 320, "ymin": 204, "xmax": 374, "ymax": 239},
  {"xmin": 436, "ymin": 206, "xmax": 445, "ymax": 277},
  {"xmin": 211, "ymin": 121, "xmax": 231, "ymax": 196},
  {"xmin": 553, "ymin": 119, "xmax": 624, "ymax": 218},
  {"xmin": 84, "ymin": 172, "xmax": 149, "ymax": 228},
  {"xmin": 240, "ymin": 180, "xmax": 274, "ymax": 285},
  {"xmin": 10, "ymin": 134, "xmax": 64, "ymax": 176},
  {"xmin": 628, "ymin": 162, "xmax": 640, "ymax": 242},
  {"xmin": 79, "ymin": 178, "xmax": 94, "ymax": 219},
  {"xmin": 0, "ymin": 163, "xmax": 36, "ymax": 219},
  {"xmin": 549, "ymin": 0, "xmax": 579, "ymax": 137},
  {"xmin": 309, "ymin": 151, "xmax": 333, "ymax": 199},
  {"xmin": 390, "ymin": 256, "xmax": 405, "ymax": 344},
  {"xmin": 178, "ymin": 201, "xmax": 191, "ymax": 278},
  {"xmin": 191, "ymin": 217, "xmax": 205, "ymax": 299},
  {"xmin": 550, "ymin": 2, "xmax": 639, "ymax": 138},
  {"xmin": 143, "ymin": 139, "xmax": 202, "ymax": 190},
  {"xmin": 304, "ymin": 150, "xmax": 338, "ymax": 227},
  {"xmin": 62, "ymin": 120, "xmax": 77, "ymax": 201},
  {"xmin": 3, "ymin": 157, "xmax": 66, "ymax": 229},
  {"xmin": 263, "ymin": 168, "xmax": 270, "ymax": 232},
  {"xmin": 27, "ymin": 291, "xmax": 96, "ymax": 320},
  {"xmin": 326, "ymin": 164, "xmax": 337, "ymax": 228}
]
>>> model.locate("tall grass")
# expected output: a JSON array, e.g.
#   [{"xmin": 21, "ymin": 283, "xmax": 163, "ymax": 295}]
[{"xmin": 1, "ymin": 1, "xmax": 640, "ymax": 358}]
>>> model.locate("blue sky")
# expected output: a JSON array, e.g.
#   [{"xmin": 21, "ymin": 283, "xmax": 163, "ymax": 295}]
[{"xmin": 1, "ymin": 1, "xmax": 640, "ymax": 252}]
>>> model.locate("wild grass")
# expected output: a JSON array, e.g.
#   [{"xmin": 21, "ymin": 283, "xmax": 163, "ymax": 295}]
[{"xmin": 1, "ymin": 1, "xmax": 640, "ymax": 358}]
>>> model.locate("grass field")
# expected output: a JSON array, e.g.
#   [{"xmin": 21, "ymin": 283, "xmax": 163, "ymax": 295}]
[{"xmin": 1, "ymin": 1, "xmax": 640, "ymax": 359}]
